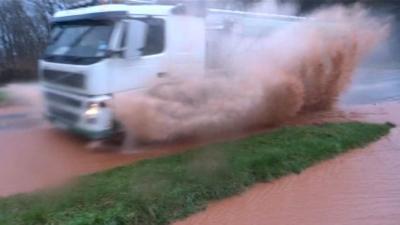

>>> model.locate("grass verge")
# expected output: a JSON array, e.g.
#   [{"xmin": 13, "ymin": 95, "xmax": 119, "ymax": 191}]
[
  {"xmin": 0, "ymin": 122, "xmax": 392, "ymax": 225},
  {"xmin": 0, "ymin": 90, "xmax": 6, "ymax": 105}
]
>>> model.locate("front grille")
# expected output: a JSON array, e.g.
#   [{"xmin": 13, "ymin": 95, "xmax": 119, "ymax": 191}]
[
  {"xmin": 48, "ymin": 106, "xmax": 79, "ymax": 124},
  {"xmin": 42, "ymin": 69, "xmax": 85, "ymax": 88},
  {"xmin": 45, "ymin": 92, "xmax": 82, "ymax": 108}
]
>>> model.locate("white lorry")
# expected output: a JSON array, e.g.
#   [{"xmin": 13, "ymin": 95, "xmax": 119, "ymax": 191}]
[{"xmin": 39, "ymin": 0, "xmax": 302, "ymax": 140}]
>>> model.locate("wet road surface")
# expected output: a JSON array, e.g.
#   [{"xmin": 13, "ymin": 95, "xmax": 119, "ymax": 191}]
[
  {"xmin": 0, "ymin": 84, "xmax": 206, "ymax": 196},
  {"xmin": 0, "ymin": 123, "xmax": 216, "ymax": 196},
  {"xmin": 175, "ymin": 102, "xmax": 400, "ymax": 225},
  {"xmin": 341, "ymin": 67, "xmax": 400, "ymax": 105},
  {"xmin": 174, "ymin": 67, "xmax": 400, "ymax": 225},
  {"xmin": 0, "ymin": 69, "xmax": 399, "ymax": 225}
]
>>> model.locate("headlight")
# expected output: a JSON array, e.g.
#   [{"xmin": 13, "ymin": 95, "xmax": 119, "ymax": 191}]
[{"xmin": 84, "ymin": 103, "xmax": 100, "ymax": 118}]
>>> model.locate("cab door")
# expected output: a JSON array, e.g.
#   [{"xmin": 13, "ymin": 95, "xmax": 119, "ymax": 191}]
[{"xmin": 109, "ymin": 17, "xmax": 168, "ymax": 93}]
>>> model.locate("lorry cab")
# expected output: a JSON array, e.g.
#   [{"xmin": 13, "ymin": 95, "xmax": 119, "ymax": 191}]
[
  {"xmin": 40, "ymin": 2, "xmax": 206, "ymax": 139},
  {"xmin": 40, "ymin": 0, "xmax": 304, "ymax": 140}
]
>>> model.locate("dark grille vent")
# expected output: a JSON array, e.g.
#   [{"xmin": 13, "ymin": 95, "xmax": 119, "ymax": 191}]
[
  {"xmin": 45, "ymin": 92, "xmax": 82, "ymax": 108},
  {"xmin": 48, "ymin": 107, "xmax": 79, "ymax": 124},
  {"xmin": 43, "ymin": 70, "xmax": 84, "ymax": 88}
]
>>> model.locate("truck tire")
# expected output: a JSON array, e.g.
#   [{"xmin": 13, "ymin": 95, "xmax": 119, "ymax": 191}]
[{"xmin": 108, "ymin": 121, "xmax": 126, "ymax": 146}]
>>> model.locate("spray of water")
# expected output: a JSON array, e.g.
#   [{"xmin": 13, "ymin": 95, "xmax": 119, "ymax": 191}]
[{"xmin": 117, "ymin": 4, "xmax": 390, "ymax": 144}]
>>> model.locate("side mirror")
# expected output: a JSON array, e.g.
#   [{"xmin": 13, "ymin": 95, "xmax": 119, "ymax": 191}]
[
  {"xmin": 124, "ymin": 20, "xmax": 148, "ymax": 60},
  {"xmin": 104, "ymin": 48, "xmax": 125, "ymax": 58}
]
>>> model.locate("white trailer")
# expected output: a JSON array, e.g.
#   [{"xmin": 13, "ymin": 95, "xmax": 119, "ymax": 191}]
[{"xmin": 39, "ymin": 0, "xmax": 303, "ymax": 140}]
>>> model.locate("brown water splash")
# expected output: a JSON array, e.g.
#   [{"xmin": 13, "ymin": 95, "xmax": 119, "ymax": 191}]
[{"xmin": 118, "ymin": 5, "xmax": 389, "ymax": 143}]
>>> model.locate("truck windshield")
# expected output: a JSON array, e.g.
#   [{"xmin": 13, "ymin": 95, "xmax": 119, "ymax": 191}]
[{"xmin": 43, "ymin": 21, "xmax": 114, "ymax": 64}]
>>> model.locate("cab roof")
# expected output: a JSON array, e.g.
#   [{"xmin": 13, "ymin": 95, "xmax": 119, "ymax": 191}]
[{"xmin": 53, "ymin": 4, "xmax": 176, "ymax": 22}]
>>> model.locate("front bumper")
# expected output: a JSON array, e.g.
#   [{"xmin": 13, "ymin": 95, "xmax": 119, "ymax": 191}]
[
  {"xmin": 71, "ymin": 126, "xmax": 114, "ymax": 140},
  {"xmin": 42, "ymin": 87, "xmax": 114, "ymax": 140},
  {"xmin": 46, "ymin": 112, "xmax": 114, "ymax": 140}
]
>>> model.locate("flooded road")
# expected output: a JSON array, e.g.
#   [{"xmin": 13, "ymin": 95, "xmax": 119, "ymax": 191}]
[
  {"xmin": 0, "ymin": 126, "xmax": 225, "ymax": 196},
  {"xmin": 341, "ymin": 67, "xmax": 400, "ymax": 104},
  {"xmin": 175, "ymin": 102, "xmax": 400, "ymax": 225},
  {"xmin": 0, "ymin": 84, "xmax": 207, "ymax": 196},
  {"xmin": 0, "ymin": 68, "xmax": 399, "ymax": 225},
  {"xmin": 173, "ymin": 67, "xmax": 400, "ymax": 225}
]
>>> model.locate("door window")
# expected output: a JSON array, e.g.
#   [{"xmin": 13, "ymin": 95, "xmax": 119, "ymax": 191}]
[{"xmin": 142, "ymin": 18, "xmax": 165, "ymax": 56}]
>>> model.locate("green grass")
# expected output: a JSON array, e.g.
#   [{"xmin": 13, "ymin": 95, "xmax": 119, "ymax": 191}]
[
  {"xmin": 0, "ymin": 122, "xmax": 392, "ymax": 225},
  {"xmin": 0, "ymin": 90, "xmax": 6, "ymax": 104}
]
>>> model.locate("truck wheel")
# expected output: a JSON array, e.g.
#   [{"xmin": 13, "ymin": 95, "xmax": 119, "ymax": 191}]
[
  {"xmin": 109, "ymin": 131, "xmax": 126, "ymax": 146},
  {"xmin": 107, "ymin": 121, "xmax": 126, "ymax": 146}
]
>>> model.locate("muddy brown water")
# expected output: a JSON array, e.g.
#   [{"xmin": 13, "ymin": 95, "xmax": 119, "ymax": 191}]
[
  {"xmin": 0, "ymin": 84, "xmax": 184, "ymax": 196},
  {"xmin": 1, "ymin": 102, "xmax": 399, "ymax": 225},
  {"xmin": 1, "ymin": 83, "xmax": 400, "ymax": 225},
  {"xmin": 174, "ymin": 102, "xmax": 400, "ymax": 225},
  {"xmin": 0, "ymin": 126, "xmax": 215, "ymax": 197}
]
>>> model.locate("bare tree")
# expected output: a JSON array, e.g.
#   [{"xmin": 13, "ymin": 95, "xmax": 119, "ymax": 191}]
[{"xmin": 0, "ymin": 0, "xmax": 68, "ymax": 84}]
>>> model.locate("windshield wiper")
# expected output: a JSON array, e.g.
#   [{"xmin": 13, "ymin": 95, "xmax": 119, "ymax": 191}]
[
  {"xmin": 69, "ymin": 56, "xmax": 103, "ymax": 64},
  {"xmin": 70, "ymin": 56, "xmax": 89, "ymax": 63},
  {"xmin": 43, "ymin": 54, "xmax": 57, "ymax": 61}
]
